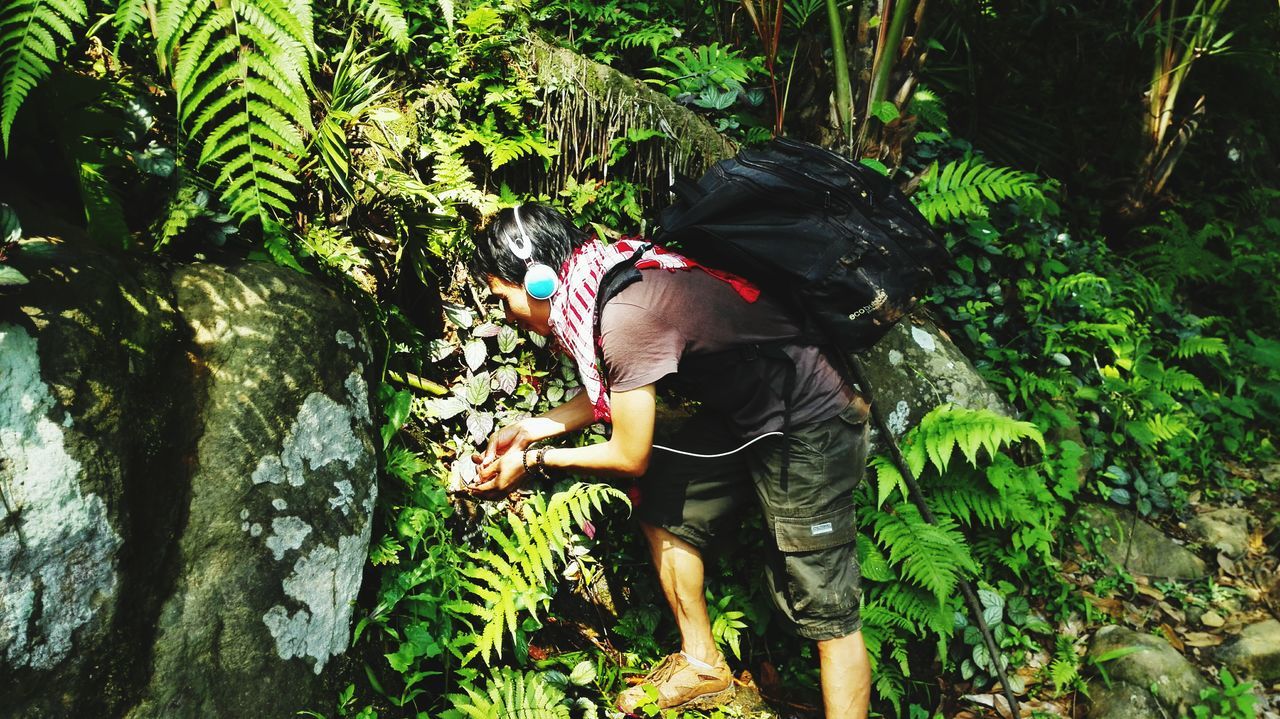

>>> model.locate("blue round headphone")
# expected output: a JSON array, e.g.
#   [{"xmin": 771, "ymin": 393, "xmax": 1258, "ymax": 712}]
[{"xmin": 508, "ymin": 206, "xmax": 560, "ymax": 300}]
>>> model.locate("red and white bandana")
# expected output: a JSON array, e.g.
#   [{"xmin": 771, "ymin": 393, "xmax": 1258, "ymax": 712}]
[{"xmin": 548, "ymin": 237, "xmax": 759, "ymax": 422}]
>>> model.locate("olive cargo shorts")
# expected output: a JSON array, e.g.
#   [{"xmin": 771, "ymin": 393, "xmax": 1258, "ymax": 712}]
[{"xmin": 636, "ymin": 402, "xmax": 871, "ymax": 641}]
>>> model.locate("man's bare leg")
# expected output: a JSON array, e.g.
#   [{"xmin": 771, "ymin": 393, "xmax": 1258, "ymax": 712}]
[
  {"xmin": 639, "ymin": 522, "xmax": 719, "ymax": 663},
  {"xmin": 817, "ymin": 631, "xmax": 872, "ymax": 719}
]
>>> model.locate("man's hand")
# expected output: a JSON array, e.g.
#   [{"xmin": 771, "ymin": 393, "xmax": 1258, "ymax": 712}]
[
  {"xmin": 473, "ymin": 421, "xmax": 533, "ymax": 470},
  {"xmin": 468, "ymin": 446, "xmax": 528, "ymax": 499}
]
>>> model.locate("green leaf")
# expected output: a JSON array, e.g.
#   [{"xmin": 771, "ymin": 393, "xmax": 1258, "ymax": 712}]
[
  {"xmin": 913, "ymin": 156, "xmax": 1047, "ymax": 225},
  {"xmin": 0, "ymin": 0, "xmax": 89, "ymax": 153},
  {"xmin": 494, "ymin": 366, "xmax": 519, "ymax": 395},
  {"xmin": 78, "ymin": 162, "xmax": 131, "ymax": 249},
  {"xmin": 857, "ymin": 533, "xmax": 894, "ymax": 582},
  {"xmin": 859, "ymin": 158, "xmax": 891, "ymax": 176},
  {"xmin": 0, "ymin": 204, "xmax": 20, "ymax": 243},
  {"xmin": 568, "ymin": 660, "xmax": 596, "ymax": 686},
  {"xmin": 463, "ymin": 339, "xmax": 487, "ymax": 371},
  {"xmin": 870, "ymin": 100, "xmax": 900, "ymax": 123},
  {"xmin": 465, "ymin": 373, "xmax": 490, "ymax": 406},
  {"xmin": 381, "ymin": 388, "xmax": 412, "ymax": 446},
  {"xmin": 497, "ymin": 325, "xmax": 519, "ymax": 354},
  {"xmin": 166, "ymin": 0, "xmax": 312, "ymax": 223},
  {"xmin": 0, "ymin": 265, "xmax": 28, "ymax": 286},
  {"xmin": 443, "ymin": 303, "xmax": 474, "ymax": 328}
]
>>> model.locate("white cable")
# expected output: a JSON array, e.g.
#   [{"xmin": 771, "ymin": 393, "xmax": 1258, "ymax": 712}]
[{"xmin": 651, "ymin": 431, "xmax": 783, "ymax": 458}]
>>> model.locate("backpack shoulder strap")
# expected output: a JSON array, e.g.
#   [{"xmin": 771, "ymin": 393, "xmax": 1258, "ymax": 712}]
[{"xmin": 590, "ymin": 244, "xmax": 651, "ymax": 389}]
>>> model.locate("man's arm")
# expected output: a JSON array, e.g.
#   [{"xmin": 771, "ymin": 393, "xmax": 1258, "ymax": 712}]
[
  {"xmin": 469, "ymin": 385, "xmax": 656, "ymax": 498},
  {"xmin": 475, "ymin": 389, "xmax": 596, "ymax": 466},
  {"xmin": 541, "ymin": 385, "xmax": 655, "ymax": 477}
]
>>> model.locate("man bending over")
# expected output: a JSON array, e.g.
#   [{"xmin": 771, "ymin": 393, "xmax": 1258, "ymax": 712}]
[{"xmin": 468, "ymin": 203, "xmax": 873, "ymax": 718}]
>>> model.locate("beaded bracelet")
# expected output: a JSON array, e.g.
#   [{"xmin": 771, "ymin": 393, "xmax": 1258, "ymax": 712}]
[{"xmin": 522, "ymin": 447, "xmax": 549, "ymax": 480}]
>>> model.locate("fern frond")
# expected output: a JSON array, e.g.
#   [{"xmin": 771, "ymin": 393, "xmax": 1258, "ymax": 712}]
[
  {"xmin": 857, "ymin": 532, "xmax": 895, "ymax": 582},
  {"xmin": 870, "ymin": 454, "xmax": 908, "ymax": 509},
  {"xmin": 351, "ymin": 0, "xmax": 409, "ymax": 52},
  {"xmin": 1174, "ymin": 335, "xmax": 1229, "ymax": 362},
  {"xmin": 1047, "ymin": 272, "xmax": 1110, "ymax": 304},
  {"xmin": 165, "ymin": 0, "xmax": 314, "ymax": 223},
  {"xmin": 1159, "ymin": 365, "xmax": 1206, "ymax": 394},
  {"xmin": 899, "ymin": 405, "xmax": 1044, "ymax": 477},
  {"xmin": 113, "ymin": 0, "xmax": 148, "ymax": 47},
  {"xmin": 1126, "ymin": 413, "xmax": 1193, "ymax": 447},
  {"xmin": 866, "ymin": 583, "xmax": 956, "ymax": 637},
  {"xmin": 913, "ymin": 156, "xmax": 1046, "ymax": 225},
  {"xmin": 441, "ymin": 668, "xmax": 572, "ymax": 719},
  {"xmin": 873, "ymin": 503, "xmax": 977, "ymax": 602},
  {"xmin": 908, "ymin": 86, "xmax": 948, "ymax": 131},
  {"xmin": 611, "ymin": 24, "xmax": 677, "ymax": 53},
  {"xmin": 453, "ymin": 482, "xmax": 628, "ymax": 664},
  {"xmin": 926, "ymin": 484, "xmax": 1008, "ymax": 528},
  {"xmin": 0, "ymin": 0, "xmax": 89, "ymax": 152}
]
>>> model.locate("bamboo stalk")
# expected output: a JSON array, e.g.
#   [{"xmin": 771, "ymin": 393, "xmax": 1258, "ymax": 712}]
[
  {"xmin": 869, "ymin": 0, "xmax": 914, "ymax": 107},
  {"xmin": 826, "ymin": 0, "xmax": 854, "ymax": 138},
  {"xmin": 387, "ymin": 370, "xmax": 448, "ymax": 396}
]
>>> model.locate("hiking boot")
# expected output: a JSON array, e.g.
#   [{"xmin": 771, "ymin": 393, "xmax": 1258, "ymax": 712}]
[{"xmin": 616, "ymin": 652, "xmax": 733, "ymax": 714}]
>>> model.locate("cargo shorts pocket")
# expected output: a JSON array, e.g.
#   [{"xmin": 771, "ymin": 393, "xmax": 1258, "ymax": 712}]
[
  {"xmin": 770, "ymin": 505, "xmax": 861, "ymax": 621},
  {"xmin": 773, "ymin": 505, "xmax": 857, "ymax": 552}
]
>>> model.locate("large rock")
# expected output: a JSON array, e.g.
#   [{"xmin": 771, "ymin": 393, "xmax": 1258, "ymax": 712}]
[
  {"xmin": 1075, "ymin": 504, "xmax": 1207, "ymax": 580},
  {"xmin": 1, "ymin": 242, "xmax": 378, "ymax": 718},
  {"xmin": 1186, "ymin": 507, "xmax": 1251, "ymax": 557},
  {"xmin": 1217, "ymin": 619, "xmax": 1280, "ymax": 682},
  {"xmin": 1085, "ymin": 625, "xmax": 1209, "ymax": 718},
  {"xmin": 854, "ymin": 316, "xmax": 1014, "ymax": 447},
  {"xmin": 2, "ymin": 248, "xmax": 186, "ymax": 718}
]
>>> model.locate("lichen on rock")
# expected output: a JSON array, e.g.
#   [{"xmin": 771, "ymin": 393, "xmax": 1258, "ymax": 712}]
[
  {"xmin": 0, "ymin": 323, "xmax": 122, "ymax": 671},
  {"xmin": 252, "ymin": 391, "xmax": 366, "ymax": 488},
  {"xmin": 262, "ymin": 530, "xmax": 371, "ymax": 674},
  {"xmin": 245, "ymin": 373, "xmax": 379, "ymax": 673}
]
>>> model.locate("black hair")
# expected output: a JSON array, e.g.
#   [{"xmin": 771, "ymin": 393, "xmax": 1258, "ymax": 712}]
[{"xmin": 473, "ymin": 203, "xmax": 590, "ymax": 284}]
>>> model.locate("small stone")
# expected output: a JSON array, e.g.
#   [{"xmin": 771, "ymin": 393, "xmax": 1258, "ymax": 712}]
[
  {"xmin": 1085, "ymin": 625, "xmax": 1209, "ymax": 717},
  {"xmin": 1075, "ymin": 504, "xmax": 1208, "ymax": 580},
  {"xmin": 1260, "ymin": 463, "xmax": 1280, "ymax": 485},
  {"xmin": 1187, "ymin": 507, "xmax": 1250, "ymax": 558},
  {"xmin": 1201, "ymin": 610, "xmax": 1225, "ymax": 628},
  {"xmin": 1217, "ymin": 619, "xmax": 1280, "ymax": 682}
]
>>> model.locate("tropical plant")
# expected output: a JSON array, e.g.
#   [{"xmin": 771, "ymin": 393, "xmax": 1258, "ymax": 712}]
[
  {"xmin": 0, "ymin": 0, "xmax": 89, "ymax": 152},
  {"xmin": 157, "ymin": 0, "xmax": 317, "ymax": 223},
  {"xmin": 912, "ymin": 156, "xmax": 1049, "ymax": 225},
  {"xmin": 1117, "ymin": 0, "xmax": 1235, "ymax": 224},
  {"xmin": 439, "ymin": 667, "xmax": 573, "ymax": 719},
  {"xmin": 857, "ymin": 405, "xmax": 1052, "ymax": 712},
  {"xmin": 450, "ymin": 482, "xmax": 629, "ymax": 664},
  {"xmin": 1190, "ymin": 669, "xmax": 1257, "ymax": 719}
]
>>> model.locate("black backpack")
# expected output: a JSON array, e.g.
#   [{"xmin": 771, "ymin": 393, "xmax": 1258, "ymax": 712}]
[
  {"xmin": 591, "ymin": 138, "xmax": 949, "ymax": 479},
  {"xmin": 651, "ymin": 136, "xmax": 950, "ymax": 355}
]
